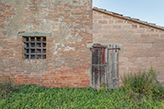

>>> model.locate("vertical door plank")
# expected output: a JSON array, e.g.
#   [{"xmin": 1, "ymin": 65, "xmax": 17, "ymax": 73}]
[
  {"xmin": 108, "ymin": 44, "xmax": 112, "ymax": 88},
  {"xmin": 116, "ymin": 45, "xmax": 119, "ymax": 88},
  {"xmin": 112, "ymin": 44, "xmax": 115, "ymax": 89},
  {"xmin": 93, "ymin": 70, "xmax": 95, "ymax": 89}
]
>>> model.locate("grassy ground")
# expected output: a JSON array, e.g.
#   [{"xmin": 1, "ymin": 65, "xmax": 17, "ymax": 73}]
[
  {"xmin": 0, "ymin": 67, "xmax": 164, "ymax": 108},
  {"xmin": 0, "ymin": 84, "xmax": 163, "ymax": 109}
]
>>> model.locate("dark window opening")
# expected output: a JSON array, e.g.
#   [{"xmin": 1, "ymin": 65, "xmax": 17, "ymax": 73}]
[{"xmin": 23, "ymin": 36, "xmax": 46, "ymax": 59}]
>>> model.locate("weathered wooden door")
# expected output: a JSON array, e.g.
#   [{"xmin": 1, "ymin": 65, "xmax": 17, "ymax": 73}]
[{"xmin": 90, "ymin": 44, "xmax": 120, "ymax": 89}]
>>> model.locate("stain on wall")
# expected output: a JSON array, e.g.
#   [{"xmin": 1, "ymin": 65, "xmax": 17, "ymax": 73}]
[{"xmin": 0, "ymin": 0, "xmax": 92, "ymax": 88}]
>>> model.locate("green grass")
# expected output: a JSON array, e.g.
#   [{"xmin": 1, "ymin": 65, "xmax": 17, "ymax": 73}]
[
  {"xmin": 0, "ymin": 84, "xmax": 163, "ymax": 109},
  {"xmin": 0, "ymin": 67, "xmax": 164, "ymax": 108}
]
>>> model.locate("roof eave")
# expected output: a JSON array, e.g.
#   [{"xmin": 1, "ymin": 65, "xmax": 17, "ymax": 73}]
[{"xmin": 93, "ymin": 7, "xmax": 164, "ymax": 31}]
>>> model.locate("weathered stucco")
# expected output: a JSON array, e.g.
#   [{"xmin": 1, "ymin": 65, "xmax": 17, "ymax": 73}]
[
  {"xmin": 0, "ymin": 0, "xmax": 92, "ymax": 87},
  {"xmin": 2, "ymin": 0, "xmax": 164, "ymax": 88}
]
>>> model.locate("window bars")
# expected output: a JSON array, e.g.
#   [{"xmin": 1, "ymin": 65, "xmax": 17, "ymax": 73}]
[{"xmin": 23, "ymin": 37, "xmax": 46, "ymax": 59}]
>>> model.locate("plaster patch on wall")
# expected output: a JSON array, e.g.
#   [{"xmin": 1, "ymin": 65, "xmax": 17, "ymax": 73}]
[
  {"xmin": 52, "ymin": 23, "xmax": 71, "ymax": 43},
  {"xmin": 53, "ymin": 23, "xmax": 83, "ymax": 43},
  {"xmin": 40, "ymin": 0, "xmax": 91, "ymax": 7},
  {"xmin": 0, "ymin": 46, "xmax": 3, "ymax": 50},
  {"xmin": 52, "ymin": 23, "xmax": 82, "ymax": 54},
  {"xmin": 85, "ymin": 69, "xmax": 90, "ymax": 76},
  {"xmin": 64, "ymin": 46, "xmax": 76, "ymax": 51},
  {"xmin": 1, "ymin": 0, "xmax": 20, "ymax": 4},
  {"xmin": 4, "ymin": 1, "xmax": 29, "ymax": 39},
  {"xmin": 53, "ymin": 43, "xmax": 65, "ymax": 55},
  {"xmin": 20, "ymin": 60, "xmax": 48, "ymax": 74}
]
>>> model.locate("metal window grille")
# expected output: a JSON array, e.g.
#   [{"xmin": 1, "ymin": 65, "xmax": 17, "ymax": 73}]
[{"xmin": 23, "ymin": 36, "xmax": 46, "ymax": 59}]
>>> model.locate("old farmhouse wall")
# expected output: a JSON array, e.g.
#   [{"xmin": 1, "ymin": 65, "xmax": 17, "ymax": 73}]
[
  {"xmin": 1, "ymin": 0, "xmax": 164, "ymax": 88},
  {"xmin": 93, "ymin": 8, "xmax": 164, "ymax": 85},
  {"xmin": 0, "ymin": 0, "xmax": 92, "ymax": 87}
]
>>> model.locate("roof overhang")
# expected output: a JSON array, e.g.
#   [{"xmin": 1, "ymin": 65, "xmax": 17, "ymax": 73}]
[{"xmin": 93, "ymin": 7, "xmax": 164, "ymax": 31}]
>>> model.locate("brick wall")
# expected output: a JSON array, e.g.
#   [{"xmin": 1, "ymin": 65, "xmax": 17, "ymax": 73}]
[
  {"xmin": 0, "ymin": 0, "xmax": 92, "ymax": 87},
  {"xmin": 93, "ymin": 10, "xmax": 164, "ymax": 85}
]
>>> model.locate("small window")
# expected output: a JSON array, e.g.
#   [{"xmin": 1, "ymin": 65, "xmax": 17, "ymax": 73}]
[{"xmin": 23, "ymin": 36, "xmax": 46, "ymax": 59}]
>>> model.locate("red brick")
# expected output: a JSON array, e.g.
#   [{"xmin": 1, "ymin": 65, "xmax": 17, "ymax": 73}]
[
  {"xmin": 137, "ymin": 57, "xmax": 147, "ymax": 62},
  {"xmin": 139, "ymin": 25, "xmax": 146, "ymax": 28},
  {"xmin": 146, "ymin": 38, "xmax": 154, "ymax": 43},
  {"xmin": 123, "ymin": 53, "xmax": 133, "ymax": 57},
  {"xmin": 142, "ymin": 62, "xmax": 151, "ymax": 67},
  {"xmin": 57, "ymin": 5, "xmax": 64, "ymax": 8},
  {"xmin": 137, "ymin": 48, "xmax": 146, "ymax": 52},
  {"xmin": 93, "ymin": 25, "xmax": 102, "ymax": 29},
  {"xmin": 134, "ymin": 62, "xmax": 142, "ymax": 66},
  {"xmin": 128, "ymin": 67, "xmax": 137, "ymax": 71},
  {"xmin": 117, "ymin": 39, "xmax": 127, "ymax": 43},
  {"xmin": 123, "ymin": 25, "xmax": 131, "ymax": 28},
  {"xmin": 124, "ymin": 44, "xmax": 134, "ymax": 48},
  {"xmin": 81, "ymin": 80, "xmax": 90, "ymax": 82},
  {"xmin": 119, "ymin": 57, "xmax": 128, "ymax": 62},
  {"xmin": 98, "ymin": 20, "xmax": 107, "ymax": 24},
  {"xmin": 143, "ymin": 53, "xmax": 152, "ymax": 57},
  {"xmin": 160, "ymin": 34, "xmax": 164, "ymax": 37},
  {"xmin": 158, "ymin": 67, "xmax": 164, "ymax": 74},
  {"xmin": 160, "ymin": 52, "xmax": 164, "ymax": 57},
  {"xmin": 103, "ymin": 34, "xmax": 112, "ymax": 38},
  {"xmin": 115, "ymin": 19, "xmax": 123, "ymax": 23},
  {"xmin": 73, "ymin": 1, "xmax": 78, "ymax": 3},
  {"xmin": 147, "ymin": 57, "xmax": 156, "ymax": 62},
  {"xmin": 157, "ymin": 48, "xmax": 164, "ymax": 52},
  {"xmin": 151, "ymin": 34, "xmax": 159, "ymax": 38},
  {"xmin": 152, "ymin": 53, "xmax": 160, "ymax": 57},
  {"xmin": 143, "ymin": 44, "xmax": 152, "ymax": 49},
  {"xmin": 113, "ymin": 34, "xmax": 121, "ymax": 38},
  {"xmin": 63, "ymin": 19, "xmax": 71, "ymax": 22},
  {"xmin": 106, "ymin": 39, "xmax": 117, "ymax": 43},
  {"xmin": 152, "ymin": 62, "xmax": 161, "ymax": 67},
  {"xmin": 129, "ymin": 58, "xmax": 137, "ymax": 62},
  {"xmin": 132, "ymin": 25, "xmax": 138, "ymax": 28},
  {"xmin": 129, "ymin": 29, "xmax": 135, "ymax": 33},
  {"xmin": 141, "ymin": 34, "xmax": 150, "ymax": 38},
  {"xmin": 137, "ymin": 29, "xmax": 145, "ymax": 33},
  {"xmin": 127, "ymin": 48, "xmax": 137, "ymax": 52},
  {"xmin": 133, "ymin": 53, "xmax": 142, "ymax": 57},
  {"xmin": 127, "ymin": 39, "xmax": 136, "ymax": 43},
  {"xmin": 113, "ymin": 25, "xmax": 121, "ymax": 29},
  {"xmin": 157, "ymin": 57, "xmax": 164, "ymax": 62},
  {"xmin": 133, "ymin": 44, "xmax": 143, "ymax": 48},
  {"xmin": 94, "ymin": 15, "xmax": 102, "ymax": 19},
  {"xmin": 156, "ymin": 39, "xmax": 164, "ymax": 43},
  {"xmin": 103, "ymin": 15, "xmax": 112, "ymax": 19},
  {"xmin": 119, "ymin": 67, "xmax": 128, "ymax": 72}
]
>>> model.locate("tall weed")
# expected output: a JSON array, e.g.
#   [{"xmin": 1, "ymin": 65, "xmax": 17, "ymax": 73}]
[{"xmin": 121, "ymin": 67, "xmax": 164, "ymax": 100}]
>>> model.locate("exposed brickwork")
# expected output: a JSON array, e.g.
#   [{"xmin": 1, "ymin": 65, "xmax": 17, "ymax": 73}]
[
  {"xmin": 0, "ymin": 0, "xmax": 92, "ymax": 87},
  {"xmin": 1, "ymin": 0, "xmax": 164, "ymax": 88},
  {"xmin": 93, "ymin": 10, "xmax": 164, "ymax": 85}
]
